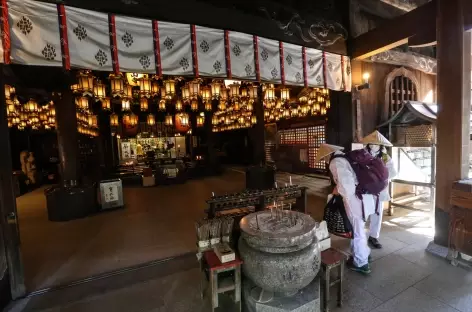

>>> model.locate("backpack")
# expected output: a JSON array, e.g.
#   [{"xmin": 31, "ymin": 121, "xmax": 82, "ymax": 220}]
[{"xmin": 331, "ymin": 149, "xmax": 389, "ymax": 220}]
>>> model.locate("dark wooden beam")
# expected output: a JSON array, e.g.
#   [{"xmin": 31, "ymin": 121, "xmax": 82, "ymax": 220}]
[{"xmin": 351, "ymin": 0, "xmax": 436, "ymax": 59}]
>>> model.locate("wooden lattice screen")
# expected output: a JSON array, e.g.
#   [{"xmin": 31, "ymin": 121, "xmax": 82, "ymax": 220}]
[{"xmin": 389, "ymin": 75, "xmax": 418, "ymax": 118}]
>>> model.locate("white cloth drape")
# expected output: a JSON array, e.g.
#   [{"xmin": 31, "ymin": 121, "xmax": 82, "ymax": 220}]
[
  {"xmin": 66, "ymin": 6, "xmax": 112, "ymax": 71},
  {"xmin": 343, "ymin": 56, "xmax": 352, "ymax": 92},
  {"xmin": 227, "ymin": 31, "xmax": 255, "ymax": 80},
  {"xmin": 195, "ymin": 26, "xmax": 226, "ymax": 77},
  {"xmin": 9, "ymin": 0, "xmax": 62, "ymax": 66},
  {"xmin": 257, "ymin": 37, "xmax": 281, "ymax": 83},
  {"xmin": 158, "ymin": 21, "xmax": 193, "ymax": 76},
  {"xmin": 115, "ymin": 16, "xmax": 155, "ymax": 74},
  {"xmin": 282, "ymin": 42, "xmax": 303, "ymax": 86},
  {"xmin": 305, "ymin": 48, "xmax": 324, "ymax": 88},
  {"xmin": 325, "ymin": 52, "xmax": 343, "ymax": 91}
]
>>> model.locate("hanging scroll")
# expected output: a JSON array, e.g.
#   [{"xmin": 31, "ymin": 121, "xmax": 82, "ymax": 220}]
[
  {"xmin": 65, "ymin": 6, "xmax": 112, "ymax": 71},
  {"xmin": 8, "ymin": 0, "xmax": 62, "ymax": 66},
  {"xmin": 115, "ymin": 15, "xmax": 155, "ymax": 74},
  {"xmin": 282, "ymin": 42, "xmax": 304, "ymax": 86},
  {"xmin": 257, "ymin": 37, "xmax": 281, "ymax": 83},
  {"xmin": 343, "ymin": 56, "xmax": 352, "ymax": 92},
  {"xmin": 305, "ymin": 48, "xmax": 324, "ymax": 88},
  {"xmin": 158, "ymin": 21, "xmax": 193, "ymax": 76},
  {"xmin": 325, "ymin": 52, "xmax": 343, "ymax": 91},
  {"xmin": 227, "ymin": 31, "xmax": 255, "ymax": 80},
  {"xmin": 195, "ymin": 26, "xmax": 226, "ymax": 77}
]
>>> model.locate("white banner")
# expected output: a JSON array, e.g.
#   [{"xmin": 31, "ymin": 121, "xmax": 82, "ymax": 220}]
[
  {"xmin": 257, "ymin": 37, "xmax": 281, "ymax": 83},
  {"xmin": 195, "ymin": 26, "xmax": 226, "ymax": 77},
  {"xmin": 325, "ymin": 52, "xmax": 343, "ymax": 91},
  {"xmin": 8, "ymin": 0, "xmax": 62, "ymax": 66},
  {"xmin": 66, "ymin": 6, "xmax": 112, "ymax": 71},
  {"xmin": 228, "ymin": 31, "xmax": 255, "ymax": 80},
  {"xmin": 305, "ymin": 48, "xmax": 324, "ymax": 87},
  {"xmin": 115, "ymin": 16, "xmax": 155, "ymax": 74},
  {"xmin": 343, "ymin": 56, "xmax": 352, "ymax": 92},
  {"xmin": 282, "ymin": 42, "xmax": 303, "ymax": 86},
  {"xmin": 158, "ymin": 21, "xmax": 193, "ymax": 76}
]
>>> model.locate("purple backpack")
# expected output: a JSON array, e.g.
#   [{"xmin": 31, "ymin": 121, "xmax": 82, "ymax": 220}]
[{"xmin": 332, "ymin": 149, "xmax": 388, "ymax": 220}]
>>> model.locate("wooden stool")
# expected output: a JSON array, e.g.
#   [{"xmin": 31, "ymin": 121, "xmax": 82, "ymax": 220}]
[
  {"xmin": 201, "ymin": 250, "xmax": 243, "ymax": 312},
  {"xmin": 321, "ymin": 248, "xmax": 346, "ymax": 312}
]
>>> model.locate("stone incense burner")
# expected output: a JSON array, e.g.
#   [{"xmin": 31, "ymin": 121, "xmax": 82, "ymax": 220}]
[{"xmin": 239, "ymin": 210, "xmax": 320, "ymax": 298}]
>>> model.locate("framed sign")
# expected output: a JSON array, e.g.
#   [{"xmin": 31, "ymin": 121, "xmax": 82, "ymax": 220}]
[{"xmin": 99, "ymin": 179, "xmax": 124, "ymax": 210}]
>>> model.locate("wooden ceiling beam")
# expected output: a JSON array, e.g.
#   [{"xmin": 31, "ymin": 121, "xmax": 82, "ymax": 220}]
[{"xmin": 351, "ymin": 0, "xmax": 436, "ymax": 60}]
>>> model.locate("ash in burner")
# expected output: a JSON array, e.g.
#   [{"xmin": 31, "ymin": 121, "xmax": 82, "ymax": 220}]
[{"xmin": 249, "ymin": 211, "xmax": 305, "ymax": 234}]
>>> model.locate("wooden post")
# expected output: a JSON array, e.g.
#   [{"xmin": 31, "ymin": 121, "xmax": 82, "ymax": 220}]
[
  {"xmin": 435, "ymin": 0, "xmax": 471, "ymax": 246},
  {"xmin": 249, "ymin": 90, "xmax": 265, "ymax": 165},
  {"xmin": 0, "ymin": 65, "xmax": 26, "ymax": 298}
]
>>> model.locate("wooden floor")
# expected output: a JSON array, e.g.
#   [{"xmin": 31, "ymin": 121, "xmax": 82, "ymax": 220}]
[{"xmin": 15, "ymin": 169, "xmax": 329, "ymax": 292}]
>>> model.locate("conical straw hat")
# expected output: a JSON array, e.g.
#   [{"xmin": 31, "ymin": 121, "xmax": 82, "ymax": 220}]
[
  {"xmin": 360, "ymin": 130, "xmax": 393, "ymax": 147},
  {"xmin": 315, "ymin": 144, "xmax": 344, "ymax": 163}
]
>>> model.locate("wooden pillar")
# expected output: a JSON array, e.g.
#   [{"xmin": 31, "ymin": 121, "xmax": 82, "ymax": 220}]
[
  {"xmin": 53, "ymin": 89, "xmax": 79, "ymax": 186},
  {"xmin": 204, "ymin": 110, "xmax": 217, "ymax": 171},
  {"xmin": 249, "ymin": 95, "xmax": 265, "ymax": 165},
  {"xmin": 0, "ymin": 65, "xmax": 26, "ymax": 298},
  {"xmin": 435, "ymin": 0, "xmax": 471, "ymax": 246}
]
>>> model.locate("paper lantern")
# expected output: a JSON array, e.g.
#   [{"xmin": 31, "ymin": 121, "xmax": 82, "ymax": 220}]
[
  {"xmin": 229, "ymin": 83, "xmax": 240, "ymax": 99},
  {"xmin": 164, "ymin": 79, "xmax": 176, "ymax": 99},
  {"xmin": 110, "ymin": 74, "xmax": 125, "ymax": 97},
  {"xmin": 139, "ymin": 77, "xmax": 152, "ymax": 98},
  {"xmin": 280, "ymin": 88, "xmax": 290, "ymax": 102},
  {"xmin": 121, "ymin": 99, "xmax": 131, "ymax": 111},
  {"xmin": 181, "ymin": 85, "xmax": 190, "ymax": 102},
  {"xmin": 251, "ymin": 115, "xmax": 257, "ymax": 125},
  {"xmin": 201, "ymin": 86, "xmax": 211, "ymax": 103},
  {"xmin": 140, "ymin": 98, "xmax": 149, "ymax": 112},
  {"xmin": 175, "ymin": 99, "xmax": 183, "ymax": 111},
  {"xmin": 326, "ymin": 99, "xmax": 331, "ymax": 109},
  {"xmin": 77, "ymin": 71, "xmax": 94, "ymax": 95},
  {"xmin": 218, "ymin": 101, "xmax": 226, "ymax": 110},
  {"xmin": 147, "ymin": 113, "xmax": 156, "ymax": 126},
  {"xmin": 196, "ymin": 115, "xmax": 204, "ymax": 127},
  {"xmin": 124, "ymin": 84, "xmax": 133, "ymax": 99},
  {"xmin": 93, "ymin": 82, "xmax": 106, "ymax": 99},
  {"xmin": 240, "ymin": 88, "xmax": 248, "ymax": 99},
  {"xmin": 210, "ymin": 82, "xmax": 221, "ymax": 99},
  {"xmin": 205, "ymin": 102, "xmax": 212, "ymax": 111},
  {"xmin": 151, "ymin": 82, "xmax": 160, "ymax": 97},
  {"xmin": 165, "ymin": 114, "xmax": 173, "ymax": 126},
  {"xmin": 25, "ymin": 99, "xmax": 38, "ymax": 112},
  {"xmin": 191, "ymin": 100, "xmax": 198, "ymax": 111},
  {"xmin": 159, "ymin": 99, "xmax": 166, "ymax": 111},
  {"xmin": 189, "ymin": 81, "xmax": 200, "ymax": 99},
  {"xmin": 110, "ymin": 113, "xmax": 119, "ymax": 127},
  {"xmin": 129, "ymin": 113, "xmax": 138, "ymax": 126},
  {"xmin": 101, "ymin": 97, "xmax": 111, "ymax": 111},
  {"xmin": 265, "ymin": 87, "xmax": 276, "ymax": 102},
  {"xmin": 220, "ymin": 88, "xmax": 228, "ymax": 101}
]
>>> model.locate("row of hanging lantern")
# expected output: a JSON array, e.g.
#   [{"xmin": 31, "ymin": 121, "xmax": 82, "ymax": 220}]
[
  {"xmin": 262, "ymin": 86, "xmax": 330, "ymax": 123},
  {"xmin": 5, "ymin": 85, "xmax": 57, "ymax": 131}
]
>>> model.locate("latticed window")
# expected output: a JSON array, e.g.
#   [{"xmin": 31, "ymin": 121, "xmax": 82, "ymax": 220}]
[{"xmin": 388, "ymin": 75, "xmax": 418, "ymax": 118}]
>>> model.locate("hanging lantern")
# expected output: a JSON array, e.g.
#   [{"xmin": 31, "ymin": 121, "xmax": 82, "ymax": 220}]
[
  {"xmin": 210, "ymin": 82, "xmax": 221, "ymax": 99},
  {"xmin": 246, "ymin": 103, "xmax": 253, "ymax": 112},
  {"xmin": 251, "ymin": 115, "xmax": 257, "ymax": 125},
  {"xmin": 248, "ymin": 85, "xmax": 258, "ymax": 101},
  {"xmin": 205, "ymin": 102, "xmax": 212, "ymax": 111},
  {"xmin": 165, "ymin": 114, "xmax": 173, "ymax": 126},
  {"xmin": 212, "ymin": 115, "xmax": 219, "ymax": 125},
  {"xmin": 282, "ymin": 108, "xmax": 290, "ymax": 118},
  {"xmin": 218, "ymin": 101, "xmax": 226, "ymax": 110},
  {"xmin": 101, "ymin": 97, "xmax": 111, "ymax": 111},
  {"xmin": 93, "ymin": 81, "xmax": 106, "ymax": 99},
  {"xmin": 240, "ymin": 88, "xmax": 248, "ymax": 99},
  {"xmin": 140, "ymin": 98, "xmax": 149, "ymax": 111},
  {"xmin": 181, "ymin": 85, "xmax": 191, "ymax": 102},
  {"xmin": 290, "ymin": 107, "xmax": 298, "ymax": 117},
  {"xmin": 323, "ymin": 88, "xmax": 329, "ymax": 95},
  {"xmin": 299, "ymin": 96, "xmax": 308, "ymax": 104},
  {"xmin": 265, "ymin": 87, "xmax": 276, "ymax": 102},
  {"xmin": 109, "ymin": 113, "xmax": 118, "ymax": 127},
  {"xmin": 191, "ymin": 100, "xmax": 198, "ymax": 111},
  {"xmin": 320, "ymin": 107, "xmax": 327, "ymax": 115},
  {"xmin": 30, "ymin": 113, "xmax": 39, "ymax": 124},
  {"xmin": 160, "ymin": 87, "xmax": 167, "ymax": 100},
  {"xmin": 164, "ymin": 79, "xmax": 176, "ymax": 99},
  {"xmin": 233, "ymin": 101, "xmax": 240, "ymax": 111},
  {"xmin": 88, "ymin": 115, "xmax": 98, "ymax": 128},
  {"xmin": 77, "ymin": 71, "xmax": 94, "ymax": 95},
  {"xmin": 138, "ymin": 77, "xmax": 152, "ymax": 98},
  {"xmin": 220, "ymin": 88, "xmax": 228, "ymax": 101},
  {"xmin": 129, "ymin": 113, "xmax": 138, "ymax": 126},
  {"xmin": 196, "ymin": 115, "xmax": 204, "ymax": 127},
  {"xmin": 313, "ymin": 102, "xmax": 321, "ymax": 112},
  {"xmin": 151, "ymin": 82, "xmax": 160, "ymax": 97},
  {"xmin": 264, "ymin": 110, "xmax": 270, "ymax": 118},
  {"xmin": 201, "ymin": 86, "xmax": 211, "ymax": 103},
  {"xmin": 225, "ymin": 116, "xmax": 231, "ymax": 125},
  {"xmin": 39, "ymin": 111, "xmax": 48, "ymax": 122},
  {"xmin": 121, "ymin": 99, "xmax": 131, "ymax": 111},
  {"xmin": 326, "ymin": 99, "xmax": 331, "ymax": 109},
  {"xmin": 229, "ymin": 83, "xmax": 240, "ymax": 100},
  {"xmin": 122, "ymin": 114, "xmax": 130, "ymax": 125},
  {"xmin": 175, "ymin": 99, "xmax": 183, "ymax": 111},
  {"xmin": 25, "ymin": 99, "xmax": 38, "ymax": 112},
  {"xmin": 124, "ymin": 84, "xmax": 133, "ymax": 100},
  {"xmin": 189, "ymin": 81, "xmax": 200, "ymax": 99},
  {"xmin": 6, "ymin": 100, "xmax": 16, "ymax": 116},
  {"xmin": 280, "ymin": 88, "xmax": 290, "ymax": 102},
  {"xmin": 13, "ymin": 96, "xmax": 20, "ymax": 107},
  {"xmin": 4, "ymin": 85, "xmax": 12, "ymax": 99},
  {"xmin": 158, "ymin": 99, "xmax": 166, "ymax": 111},
  {"xmin": 309, "ymin": 89, "xmax": 317, "ymax": 100},
  {"xmin": 179, "ymin": 113, "xmax": 189, "ymax": 126},
  {"xmin": 238, "ymin": 116, "xmax": 245, "ymax": 124},
  {"xmin": 147, "ymin": 113, "xmax": 156, "ymax": 126},
  {"xmin": 300, "ymin": 105, "xmax": 309, "ymax": 116}
]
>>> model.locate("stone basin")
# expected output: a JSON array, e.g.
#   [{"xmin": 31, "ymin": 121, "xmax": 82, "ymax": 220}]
[{"xmin": 238, "ymin": 210, "xmax": 320, "ymax": 296}]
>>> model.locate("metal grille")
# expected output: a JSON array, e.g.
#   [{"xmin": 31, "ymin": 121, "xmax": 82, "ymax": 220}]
[
  {"xmin": 265, "ymin": 141, "xmax": 275, "ymax": 163},
  {"xmin": 389, "ymin": 76, "xmax": 417, "ymax": 118},
  {"xmin": 395, "ymin": 125, "xmax": 433, "ymax": 146},
  {"xmin": 308, "ymin": 125, "xmax": 326, "ymax": 169}
]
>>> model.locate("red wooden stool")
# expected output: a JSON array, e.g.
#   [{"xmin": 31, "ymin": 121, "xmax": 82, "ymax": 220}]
[
  {"xmin": 201, "ymin": 250, "xmax": 243, "ymax": 312},
  {"xmin": 321, "ymin": 248, "xmax": 347, "ymax": 312}
]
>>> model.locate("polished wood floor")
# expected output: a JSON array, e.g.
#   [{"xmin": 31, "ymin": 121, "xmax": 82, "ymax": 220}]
[{"xmin": 16, "ymin": 169, "xmax": 329, "ymax": 292}]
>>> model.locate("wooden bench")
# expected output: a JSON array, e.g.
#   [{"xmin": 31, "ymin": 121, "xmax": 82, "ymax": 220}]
[{"xmin": 321, "ymin": 248, "xmax": 346, "ymax": 312}]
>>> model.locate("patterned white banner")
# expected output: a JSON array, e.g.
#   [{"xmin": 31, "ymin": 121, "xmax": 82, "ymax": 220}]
[
  {"xmin": 282, "ymin": 42, "xmax": 303, "ymax": 86},
  {"xmin": 228, "ymin": 31, "xmax": 255, "ymax": 80},
  {"xmin": 325, "ymin": 52, "xmax": 343, "ymax": 91},
  {"xmin": 115, "ymin": 16, "xmax": 155, "ymax": 74},
  {"xmin": 8, "ymin": 0, "xmax": 62, "ymax": 66},
  {"xmin": 343, "ymin": 56, "xmax": 352, "ymax": 92},
  {"xmin": 158, "ymin": 21, "xmax": 193, "ymax": 76},
  {"xmin": 305, "ymin": 48, "xmax": 324, "ymax": 87},
  {"xmin": 195, "ymin": 26, "xmax": 226, "ymax": 77},
  {"xmin": 66, "ymin": 6, "xmax": 112, "ymax": 71},
  {"xmin": 257, "ymin": 37, "xmax": 281, "ymax": 83}
]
